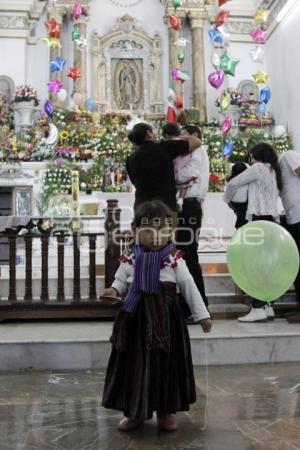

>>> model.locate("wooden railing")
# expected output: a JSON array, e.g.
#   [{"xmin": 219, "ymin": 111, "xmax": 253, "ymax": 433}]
[{"xmin": 0, "ymin": 199, "xmax": 124, "ymax": 320}]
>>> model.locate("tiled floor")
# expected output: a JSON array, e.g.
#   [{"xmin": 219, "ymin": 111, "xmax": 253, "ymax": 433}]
[{"xmin": 0, "ymin": 363, "xmax": 299, "ymax": 449}]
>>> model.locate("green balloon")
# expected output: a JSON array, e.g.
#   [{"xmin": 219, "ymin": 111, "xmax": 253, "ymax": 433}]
[
  {"xmin": 172, "ymin": 0, "xmax": 182, "ymax": 9},
  {"xmin": 227, "ymin": 221, "xmax": 299, "ymax": 302},
  {"xmin": 177, "ymin": 49, "xmax": 185, "ymax": 63},
  {"xmin": 72, "ymin": 27, "xmax": 81, "ymax": 41},
  {"xmin": 220, "ymin": 51, "xmax": 240, "ymax": 76}
]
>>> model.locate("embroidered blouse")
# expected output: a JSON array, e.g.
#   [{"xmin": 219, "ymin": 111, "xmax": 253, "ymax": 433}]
[{"xmin": 112, "ymin": 250, "xmax": 210, "ymax": 322}]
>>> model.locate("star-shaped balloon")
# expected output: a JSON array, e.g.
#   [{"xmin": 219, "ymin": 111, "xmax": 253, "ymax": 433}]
[
  {"xmin": 250, "ymin": 45, "xmax": 264, "ymax": 63},
  {"xmin": 42, "ymin": 37, "xmax": 62, "ymax": 49},
  {"xmin": 220, "ymin": 51, "xmax": 240, "ymax": 76},
  {"xmin": 253, "ymin": 70, "xmax": 269, "ymax": 84},
  {"xmin": 175, "ymin": 38, "xmax": 190, "ymax": 47},
  {"xmin": 219, "ymin": 0, "xmax": 231, "ymax": 5},
  {"xmin": 45, "ymin": 19, "xmax": 61, "ymax": 39},
  {"xmin": 50, "ymin": 56, "xmax": 67, "ymax": 72},
  {"xmin": 72, "ymin": 1, "xmax": 83, "ymax": 20},
  {"xmin": 254, "ymin": 9, "xmax": 269, "ymax": 25},
  {"xmin": 68, "ymin": 67, "xmax": 81, "ymax": 80},
  {"xmin": 209, "ymin": 27, "xmax": 224, "ymax": 46},
  {"xmin": 169, "ymin": 15, "xmax": 181, "ymax": 31},
  {"xmin": 177, "ymin": 70, "xmax": 190, "ymax": 83},
  {"xmin": 216, "ymin": 11, "xmax": 230, "ymax": 27},
  {"xmin": 72, "ymin": 28, "xmax": 81, "ymax": 41},
  {"xmin": 47, "ymin": 79, "xmax": 63, "ymax": 93},
  {"xmin": 250, "ymin": 28, "xmax": 267, "ymax": 43}
]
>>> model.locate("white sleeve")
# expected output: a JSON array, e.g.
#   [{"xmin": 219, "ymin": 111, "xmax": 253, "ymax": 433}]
[
  {"xmin": 177, "ymin": 153, "xmax": 201, "ymax": 184},
  {"xmin": 174, "ymin": 257, "xmax": 210, "ymax": 321},
  {"xmin": 284, "ymin": 151, "xmax": 300, "ymax": 173},
  {"xmin": 111, "ymin": 262, "xmax": 129, "ymax": 297},
  {"xmin": 224, "ymin": 164, "xmax": 260, "ymax": 203}
]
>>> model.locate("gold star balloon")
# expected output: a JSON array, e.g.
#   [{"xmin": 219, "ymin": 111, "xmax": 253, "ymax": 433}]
[
  {"xmin": 254, "ymin": 9, "xmax": 269, "ymax": 25},
  {"xmin": 252, "ymin": 70, "xmax": 269, "ymax": 84}
]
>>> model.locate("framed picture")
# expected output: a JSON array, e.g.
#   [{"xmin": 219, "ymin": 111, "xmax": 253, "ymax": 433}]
[{"xmin": 14, "ymin": 187, "xmax": 32, "ymax": 216}]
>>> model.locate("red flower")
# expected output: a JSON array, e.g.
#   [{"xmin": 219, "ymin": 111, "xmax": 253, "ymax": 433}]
[{"xmin": 210, "ymin": 173, "xmax": 221, "ymax": 185}]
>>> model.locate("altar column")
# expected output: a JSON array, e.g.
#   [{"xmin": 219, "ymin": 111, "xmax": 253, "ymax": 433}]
[
  {"xmin": 189, "ymin": 11, "xmax": 207, "ymax": 122},
  {"xmin": 73, "ymin": 17, "xmax": 88, "ymax": 99}
]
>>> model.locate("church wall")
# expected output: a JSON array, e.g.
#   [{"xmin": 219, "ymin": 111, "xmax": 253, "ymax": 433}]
[
  {"xmin": 266, "ymin": 2, "xmax": 300, "ymax": 151},
  {"xmin": 0, "ymin": 38, "xmax": 27, "ymax": 86}
]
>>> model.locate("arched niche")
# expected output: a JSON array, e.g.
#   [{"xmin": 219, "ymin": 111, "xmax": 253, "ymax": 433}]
[
  {"xmin": 0, "ymin": 76, "xmax": 15, "ymax": 103},
  {"xmin": 92, "ymin": 15, "xmax": 163, "ymax": 114}
]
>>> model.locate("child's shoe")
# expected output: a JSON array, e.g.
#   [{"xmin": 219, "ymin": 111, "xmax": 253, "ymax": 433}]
[
  {"xmin": 157, "ymin": 414, "xmax": 178, "ymax": 431},
  {"xmin": 118, "ymin": 417, "xmax": 143, "ymax": 431}
]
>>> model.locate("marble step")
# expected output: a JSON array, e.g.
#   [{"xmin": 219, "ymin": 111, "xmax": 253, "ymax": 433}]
[{"xmin": 0, "ymin": 319, "xmax": 299, "ymax": 371}]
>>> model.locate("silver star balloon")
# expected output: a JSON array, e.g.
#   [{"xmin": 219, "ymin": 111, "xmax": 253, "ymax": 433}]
[
  {"xmin": 76, "ymin": 38, "xmax": 87, "ymax": 50},
  {"xmin": 250, "ymin": 45, "xmax": 264, "ymax": 63},
  {"xmin": 174, "ymin": 38, "xmax": 190, "ymax": 47}
]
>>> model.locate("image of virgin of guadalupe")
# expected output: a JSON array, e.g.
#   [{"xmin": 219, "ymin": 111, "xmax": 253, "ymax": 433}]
[{"xmin": 119, "ymin": 65, "xmax": 137, "ymax": 110}]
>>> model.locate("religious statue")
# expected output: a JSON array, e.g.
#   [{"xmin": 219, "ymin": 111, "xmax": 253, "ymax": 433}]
[{"xmin": 114, "ymin": 59, "xmax": 142, "ymax": 111}]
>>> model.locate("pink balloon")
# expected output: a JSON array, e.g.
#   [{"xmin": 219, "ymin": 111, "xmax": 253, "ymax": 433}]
[
  {"xmin": 220, "ymin": 116, "xmax": 232, "ymax": 134},
  {"xmin": 208, "ymin": 70, "xmax": 225, "ymax": 89},
  {"xmin": 72, "ymin": 2, "xmax": 83, "ymax": 20},
  {"xmin": 250, "ymin": 28, "xmax": 267, "ymax": 43},
  {"xmin": 72, "ymin": 92, "xmax": 82, "ymax": 106},
  {"xmin": 171, "ymin": 68, "xmax": 180, "ymax": 80}
]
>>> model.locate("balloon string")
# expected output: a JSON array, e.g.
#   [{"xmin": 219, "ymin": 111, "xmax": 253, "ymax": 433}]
[{"xmin": 200, "ymin": 338, "xmax": 209, "ymax": 431}]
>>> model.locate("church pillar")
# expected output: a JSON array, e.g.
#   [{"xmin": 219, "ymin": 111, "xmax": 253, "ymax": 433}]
[
  {"xmin": 165, "ymin": 11, "xmax": 185, "ymax": 99},
  {"xmin": 189, "ymin": 11, "xmax": 207, "ymax": 121},
  {"xmin": 73, "ymin": 17, "xmax": 88, "ymax": 99}
]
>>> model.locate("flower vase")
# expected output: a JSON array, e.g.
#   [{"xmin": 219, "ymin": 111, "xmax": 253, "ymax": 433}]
[
  {"xmin": 14, "ymin": 101, "xmax": 39, "ymax": 130},
  {"xmin": 220, "ymin": 104, "xmax": 240, "ymax": 125}
]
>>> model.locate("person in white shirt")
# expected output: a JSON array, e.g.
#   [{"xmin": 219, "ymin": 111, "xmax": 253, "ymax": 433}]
[
  {"xmin": 224, "ymin": 142, "xmax": 282, "ymax": 323},
  {"xmin": 176, "ymin": 125, "xmax": 210, "ymax": 313},
  {"xmin": 279, "ymin": 150, "xmax": 300, "ymax": 323}
]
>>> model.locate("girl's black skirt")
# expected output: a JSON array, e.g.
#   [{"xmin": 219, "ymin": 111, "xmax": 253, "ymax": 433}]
[{"xmin": 101, "ymin": 282, "xmax": 196, "ymax": 420}]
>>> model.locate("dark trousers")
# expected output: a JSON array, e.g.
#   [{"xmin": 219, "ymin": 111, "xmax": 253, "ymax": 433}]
[
  {"xmin": 252, "ymin": 215, "xmax": 274, "ymax": 308},
  {"xmin": 286, "ymin": 221, "xmax": 300, "ymax": 307},
  {"xmin": 176, "ymin": 198, "xmax": 208, "ymax": 309}
]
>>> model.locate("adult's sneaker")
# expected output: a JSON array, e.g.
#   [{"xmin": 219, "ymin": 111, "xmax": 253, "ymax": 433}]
[{"xmin": 238, "ymin": 308, "xmax": 268, "ymax": 323}]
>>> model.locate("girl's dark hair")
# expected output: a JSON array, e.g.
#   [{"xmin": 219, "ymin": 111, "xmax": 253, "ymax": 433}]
[
  {"xmin": 128, "ymin": 123, "xmax": 153, "ymax": 146},
  {"xmin": 133, "ymin": 201, "xmax": 173, "ymax": 228},
  {"xmin": 251, "ymin": 143, "xmax": 282, "ymax": 190},
  {"xmin": 230, "ymin": 162, "xmax": 247, "ymax": 179}
]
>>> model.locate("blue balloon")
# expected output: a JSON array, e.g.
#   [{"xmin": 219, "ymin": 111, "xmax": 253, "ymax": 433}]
[
  {"xmin": 84, "ymin": 97, "xmax": 97, "ymax": 112},
  {"xmin": 223, "ymin": 140, "xmax": 234, "ymax": 157},
  {"xmin": 50, "ymin": 56, "xmax": 67, "ymax": 73},
  {"xmin": 260, "ymin": 86, "xmax": 271, "ymax": 104},
  {"xmin": 256, "ymin": 102, "xmax": 267, "ymax": 117},
  {"xmin": 209, "ymin": 27, "xmax": 224, "ymax": 46}
]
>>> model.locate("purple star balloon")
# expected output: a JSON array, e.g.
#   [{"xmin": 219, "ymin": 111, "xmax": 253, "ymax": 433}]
[
  {"xmin": 250, "ymin": 28, "xmax": 267, "ymax": 43},
  {"xmin": 47, "ymin": 79, "xmax": 63, "ymax": 93}
]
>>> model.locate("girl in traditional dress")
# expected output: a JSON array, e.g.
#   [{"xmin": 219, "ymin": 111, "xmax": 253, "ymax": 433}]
[{"xmin": 101, "ymin": 200, "xmax": 212, "ymax": 432}]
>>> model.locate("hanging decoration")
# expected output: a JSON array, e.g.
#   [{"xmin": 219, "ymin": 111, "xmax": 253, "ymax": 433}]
[
  {"xmin": 171, "ymin": 0, "xmax": 182, "ymax": 9},
  {"xmin": 220, "ymin": 93, "xmax": 231, "ymax": 112},
  {"xmin": 175, "ymin": 38, "xmax": 189, "ymax": 47},
  {"xmin": 220, "ymin": 116, "xmax": 232, "ymax": 134},
  {"xmin": 252, "ymin": 70, "xmax": 269, "ymax": 84},
  {"xmin": 50, "ymin": 56, "xmax": 67, "ymax": 72},
  {"xmin": 72, "ymin": 1, "xmax": 83, "ymax": 20},
  {"xmin": 68, "ymin": 67, "xmax": 81, "ymax": 80},
  {"xmin": 218, "ymin": 0, "xmax": 231, "ymax": 5},
  {"xmin": 211, "ymin": 51, "xmax": 221, "ymax": 68},
  {"xmin": 45, "ymin": 19, "xmax": 61, "ymax": 38},
  {"xmin": 177, "ymin": 49, "xmax": 185, "ymax": 64},
  {"xmin": 223, "ymin": 140, "xmax": 234, "ymax": 157},
  {"xmin": 44, "ymin": 100, "xmax": 54, "ymax": 118},
  {"xmin": 215, "ymin": 10, "xmax": 230, "ymax": 27},
  {"xmin": 169, "ymin": 15, "xmax": 181, "ymax": 31},
  {"xmin": 47, "ymin": 79, "xmax": 63, "ymax": 93},
  {"xmin": 209, "ymin": 27, "xmax": 225, "ymax": 46},
  {"xmin": 42, "ymin": 37, "xmax": 62, "ymax": 48},
  {"xmin": 254, "ymin": 8, "xmax": 270, "ymax": 25},
  {"xmin": 250, "ymin": 45, "xmax": 264, "ymax": 63},
  {"xmin": 260, "ymin": 86, "xmax": 271, "ymax": 104},
  {"xmin": 219, "ymin": 51, "xmax": 240, "ymax": 76},
  {"xmin": 208, "ymin": 70, "xmax": 225, "ymax": 89},
  {"xmin": 256, "ymin": 102, "xmax": 267, "ymax": 117},
  {"xmin": 75, "ymin": 37, "xmax": 87, "ymax": 49},
  {"xmin": 72, "ymin": 27, "xmax": 81, "ymax": 41},
  {"xmin": 250, "ymin": 28, "xmax": 267, "ymax": 43}
]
